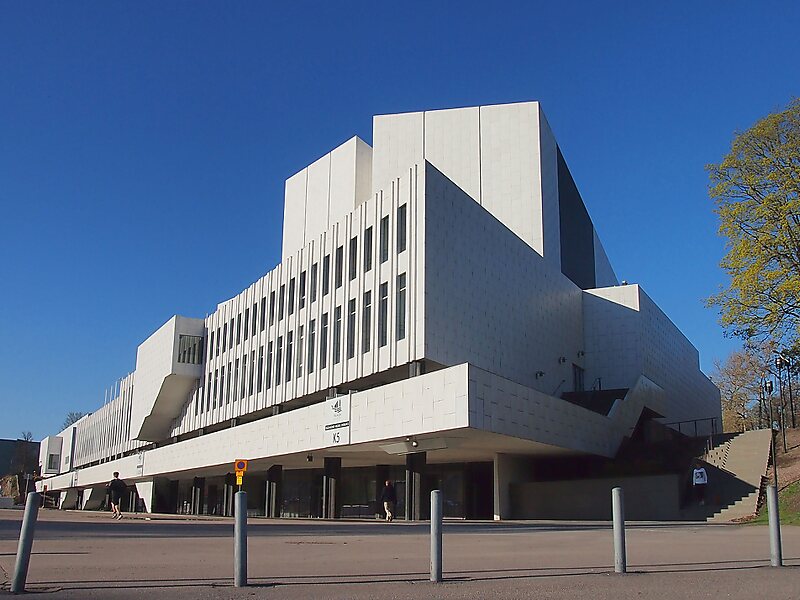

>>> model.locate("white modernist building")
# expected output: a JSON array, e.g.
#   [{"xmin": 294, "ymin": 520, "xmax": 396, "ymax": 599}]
[{"xmin": 38, "ymin": 102, "xmax": 720, "ymax": 520}]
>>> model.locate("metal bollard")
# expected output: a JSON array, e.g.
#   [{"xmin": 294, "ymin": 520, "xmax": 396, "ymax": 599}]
[
  {"xmin": 234, "ymin": 491, "xmax": 248, "ymax": 587},
  {"xmin": 612, "ymin": 487, "xmax": 626, "ymax": 574},
  {"xmin": 767, "ymin": 485, "xmax": 783, "ymax": 567},
  {"xmin": 11, "ymin": 492, "xmax": 41, "ymax": 593},
  {"xmin": 430, "ymin": 490, "xmax": 442, "ymax": 582}
]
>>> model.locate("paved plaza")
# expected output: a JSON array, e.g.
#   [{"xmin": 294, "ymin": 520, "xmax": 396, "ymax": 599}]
[{"xmin": 1, "ymin": 510, "xmax": 798, "ymax": 599}]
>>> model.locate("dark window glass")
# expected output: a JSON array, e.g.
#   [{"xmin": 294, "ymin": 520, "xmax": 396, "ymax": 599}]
[
  {"xmin": 322, "ymin": 255, "xmax": 330, "ymax": 296},
  {"xmin": 308, "ymin": 319, "xmax": 316, "ymax": 374},
  {"xmin": 252, "ymin": 303, "xmax": 258, "ymax": 337},
  {"xmin": 257, "ymin": 346, "xmax": 264, "ymax": 393},
  {"xmin": 320, "ymin": 313, "xmax": 329, "ymax": 369},
  {"xmin": 288, "ymin": 278, "xmax": 295, "ymax": 316},
  {"xmin": 249, "ymin": 350, "xmax": 255, "ymax": 395},
  {"xmin": 347, "ymin": 298, "xmax": 356, "ymax": 359},
  {"xmin": 397, "ymin": 204, "xmax": 407, "ymax": 253},
  {"xmin": 335, "ymin": 246, "xmax": 344, "ymax": 289},
  {"xmin": 378, "ymin": 282, "xmax": 388, "ymax": 347},
  {"xmin": 286, "ymin": 331, "xmax": 293, "ymax": 382},
  {"xmin": 228, "ymin": 319, "xmax": 234, "ymax": 348},
  {"xmin": 222, "ymin": 323, "xmax": 228, "ymax": 353},
  {"xmin": 242, "ymin": 310, "xmax": 248, "ymax": 342},
  {"xmin": 297, "ymin": 325, "xmax": 304, "ymax": 377},
  {"xmin": 396, "ymin": 273, "xmax": 407, "ymax": 340},
  {"xmin": 349, "ymin": 237, "xmax": 358, "ymax": 281},
  {"xmin": 276, "ymin": 336, "xmax": 283, "ymax": 385},
  {"xmin": 269, "ymin": 291, "xmax": 276, "ymax": 326},
  {"xmin": 234, "ymin": 359, "xmax": 240, "ymax": 402},
  {"xmin": 240, "ymin": 356, "xmax": 246, "ymax": 400},
  {"xmin": 364, "ymin": 226, "xmax": 373, "ymax": 273},
  {"xmin": 362, "ymin": 291, "xmax": 372, "ymax": 353},
  {"xmin": 213, "ymin": 369, "xmax": 219, "ymax": 406},
  {"xmin": 266, "ymin": 342, "xmax": 273, "ymax": 389},
  {"xmin": 260, "ymin": 297, "xmax": 266, "ymax": 331},
  {"xmin": 310, "ymin": 263, "xmax": 318, "ymax": 303},
  {"xmin": 221, "ymin": 364, "xmax": 227, "ymax": 404},
  {"xmin": 209, "ymin": 330, "xmax": 215, "ymax": 360},
  {"xmin": 299, "ymin": 271, "xmax": 307, "ymax": 309},
  {"xmin": 380, "ymin": 215, "xmax": 389, "ymax": 263},
  {"xmin": 278, "ymin": 284, "xmax": 285, "ymax": 320},
  {"xmin": 333, "ymin": 306, "xmax": 342, "ymax": 364}
]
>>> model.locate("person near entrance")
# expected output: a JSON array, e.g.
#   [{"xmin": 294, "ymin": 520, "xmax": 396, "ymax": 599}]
[
  {"xmin": 692, "ymin": 461, "xmax": 708, "ymax": 506},
  {"xmin": 381, "ymin": 480, "xmax": 397, "ymax": 522},
  {"xmin": 107, "ymin": 471, "xmax": 128, "ymax": 520}
]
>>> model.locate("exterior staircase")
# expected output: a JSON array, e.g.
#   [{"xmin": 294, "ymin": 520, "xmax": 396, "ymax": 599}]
[{"xmin": 696, "ymin": 429, "xmax": 772, "ymax": 522}]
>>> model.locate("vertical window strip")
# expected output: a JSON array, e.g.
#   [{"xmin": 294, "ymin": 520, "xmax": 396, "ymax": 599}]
[
  {"xmin": 310, "ymin": 263, "xmax": 318, "ymax": 303},
  {"xmin": 321, "ymin": 313, "xmax": 329, "ymax": 369},
  {"xmin": 396, "ymin": 273, "xmax": 407, "ymax": 340},
  {"xmin": 308, "ymin": 319, "xmax": 316, "ymax": 374},
  {"xmin": 378, "ymin": 282, "xmax": 389, "ymax": 347},
  {"xmin": 364, "ymin": 226, "xmax": 373, "ymax": 273},
  {"xmin": 397, "ymin": 204, "xmax": 407, "ymax": 253},
  {"xmin": 347, "ymin": 298, "xmax": 356, "ymax": 359},
  {"xmin": 349, "ymin": 237, "xmax": 357, "ymax": 281},
  {"xmin": 333, "ymin": 306, "xmax": 342, "ymax": 364},
  {"xmin": 362, "ymin": 291, "xmax": 372, "ymax": 353},
  {"xmin": 380, "ymin": 215, "xmax": 389, "ymax": 263}
]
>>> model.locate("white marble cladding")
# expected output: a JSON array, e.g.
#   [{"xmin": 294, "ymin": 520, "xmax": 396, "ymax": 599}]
[
  {"xmin": 166, "ymin": 164, "xmax": 426, "ymax": 438},
  {"xmin": 582, "ymin": 285, "xmax": 720, "ymax": 425},
  {"xmin": 423, "ymin": 162, "xmax": 585, "ymax": 395}
]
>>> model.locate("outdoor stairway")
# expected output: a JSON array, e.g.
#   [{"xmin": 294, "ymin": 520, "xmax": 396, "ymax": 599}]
[{"xmin": 699, "ymin": 429, "xmax": 772, "ymax": 522}]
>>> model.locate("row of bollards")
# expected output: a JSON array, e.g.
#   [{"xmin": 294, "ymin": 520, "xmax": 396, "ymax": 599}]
[{"xmin": 10, "ymin": 485, "xmax": 786, "ymax": 591}]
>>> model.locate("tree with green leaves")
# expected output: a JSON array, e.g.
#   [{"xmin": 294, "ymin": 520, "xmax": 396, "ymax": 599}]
[{"xmin": 707, "ymin": 99, "xmax": 800, "ymax": 351}]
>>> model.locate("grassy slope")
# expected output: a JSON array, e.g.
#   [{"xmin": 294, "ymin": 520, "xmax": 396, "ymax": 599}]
[{"xmin": 751, "ymin": 428, "xmax": 800, "ymax": 525}]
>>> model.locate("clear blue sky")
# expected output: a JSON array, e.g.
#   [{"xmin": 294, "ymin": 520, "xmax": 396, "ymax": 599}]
[{"xmin": 1, "ymin": 2, "xmax": 798, "ymax": 440}]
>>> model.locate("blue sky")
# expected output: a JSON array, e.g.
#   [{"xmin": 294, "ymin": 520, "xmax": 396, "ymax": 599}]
[{"xmin": 1, "ymin": 2, "xmax": 798, "ymax": 440}]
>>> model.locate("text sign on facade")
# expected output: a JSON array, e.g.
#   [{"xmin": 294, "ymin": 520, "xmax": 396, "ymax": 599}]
[{"xmin": 324, "ymin": 393, "xmax": 351, "ymax": 447}]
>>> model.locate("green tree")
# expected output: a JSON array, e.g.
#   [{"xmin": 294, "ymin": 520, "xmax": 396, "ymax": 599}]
[
  {"xmin": 711, "ymin": 349, "xmax": 762, "ymax": 432},
  {"xmin": 707, "ymin": 99, "xmax": 800, "ymax": 349}
]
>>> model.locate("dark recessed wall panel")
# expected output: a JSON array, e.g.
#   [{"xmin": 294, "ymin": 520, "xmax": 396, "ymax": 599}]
[{"xmin": 557, "ymin": 147, "xmax": 596, "ymax": 289}]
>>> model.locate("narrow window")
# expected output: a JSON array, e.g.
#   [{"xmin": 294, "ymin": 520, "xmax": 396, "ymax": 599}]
[
  {"xmin": 349, "ymin": 237, "xmax": 358, "ymax": 281},
  {"xmin": 378, "ymin": 282, "xmax": 389, "ymax": 347},
  {"xmin": 288, "ymin": 278, "xmax": 296, "ymax": 316},
  {"xmin": 257, "ymin": 346, "xmax": 264, "ymax": 393},
  {"xmin": 260, "ymin": 297, "xmax": 266, "ymax": 331},
  {"xmin": 227, "ymin": 361, "xmax": 232, "ymax": 402},
  {"xmin": 240, "ymin": 355, "xmax": 246, "ymax": 400},
  {"xmin": 234, "ymin": 358, "xmax": 240, "ymax": 401},
  {"xmin": 380, "ymin": 215, "xmax": 389, "ymax": 263},
  {"xmin": 249, "ymin": 350, "xmax": 255, "ymax": 395},
  {"xmin": 276, "ymin": 337, "xmax": 283, "ymax": 384},
  {"xmin": 266, "ymin": 342, "xmax": 273, "ymax": 389},
  {"xmin": 335, "ymin": 245, "xmax": 344, "ymax": 289},
  {"xmin": 333, "ymin": 306, "xmax": 342, "ymax": 364},
  {"xmin": 252, "ymin": 303, "xmax": 258, "ymax": 337},
  {"xmin": 269, "ymin": 291, "xmax": 276, "ymax": 325},
  {"xmin": 228, "ymin": 319, "xmax": 234, "ymax": 348},
  {"xmin": 209, "ymin": 330, "xmax": 215, "ymax": 360},
  {"xmin": 222, "ymin": 323, "xmax": 228, "ymax": 353},
  {"xmin": 216, "ymin": 327, "xmax": 221, "ymax": 356},
  {"xmin": 278, "ymin": 284, "xmax": 285, "ymax": 320},
  {"xmin": 242, "ymin": 310, "xmax": 248, "ymax": 342},
  {"xmin": 396, "ymin": 273, "xmax": 407, "ymax": 340},
  {"xmin": 347, "ymin": 298, "xmax": 356, "ymax": 359},
  {"xmin": 397, "ymin": 204, "xmax": 407, "ymax": 253},
  {"xmin": 299, "ymin": 271, "xmax": 307, "ymax": 309},
  {"xmin": 364, "ymin": 226, "xmax": 373, "ymax": 273},
  {"xmin": 221, "ymin": 364, "xmax": 227, "ymax": 404},
  {"xmin": 308, "ymin": 319, "xmax": 316, "ymax": 374},
  {"xmin": 320, "ymin": 313, "xmax": 329, "ymax": 369},
  {"xmin": 213, "ymin": 369, "xmax": 219, "ymax": 406},
  {"xmin": 297, "ymin": 325, "xmax": 304, "ymax": 377},
  {"xmin": 322, "ymin": 255, "xmax": 330, "ymax": 296},
  {"xmin": 286, "ymin": 331, "xmax": 294, "ymax": 382},
  {"xmin": 362, "ymin": 290, "xmax": 372, "ymax": 353},
  {"xmin": 310, "ymin": 263, "xmax": 318, "ymax": 303}
]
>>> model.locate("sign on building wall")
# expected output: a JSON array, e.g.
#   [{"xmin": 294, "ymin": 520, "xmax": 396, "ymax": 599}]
[{"xmin": 324, "ymin": 393, "xmax": 351, "ymax": 447}]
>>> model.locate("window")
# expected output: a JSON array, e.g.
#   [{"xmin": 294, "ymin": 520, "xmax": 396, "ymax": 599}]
[
  {"xmin": 222, "ymin": 323, "xmax": 228, "ymax": 353},
  {"xmin": 242, "ymin": 309, "xmax": 248, "ymax": 342},
  {"xmin": 322, "ymin": 255, "xmax": 330, "ymax": 296},
  {"xmin": 216, "ymin": 327, "xmax": 221, "ymax": 356},
  {"xmin": 276, "ymin": 337, "xmax": 283, "ymax": 385},
  {"xmin": 349, "ymin": 237, "xmax": 358, "ymax": 281},
  {"xmin": 286, "ymin": 331, "xmax": 294, "ymax": 382},
  {"xmin": 213, "ymin": 369, "xmax": 219, "ymax": 406},
  {"xmin": 278, "ymin": 284, "xmax": 285, "ymax": 320},
  {"xmin": 177, "ymin": 335, "xmax": 204, "ymax": 364},
  {"xmin": 297, "ymin": 325, "xmax": 304, "ymax": 377},
  {"xmin": 310, "ymin": 263, "xmax": 318, "ymax": 303},
  {"xmin": 347, "ymin": 298, "xmax": 356, "ymax": 359},
  {"xmin": 396, "ymin": 273, "xmax": 407, "ymax": 340},
  {"xmin": 364, "ymin": 226, "xmax": 373, "ymax": 273},
  {"xmin": 333, "ymin": 306, "xmax": 342, "ymax": 364},
  {"xmin": 227, "ymin": 361, "xmax": 232, "ymax": 402},
  {"xmin": 380, "ymin": 215, "xmax": 389, "ymax": 263},
  {"xmin": 397, "ymin": 204, "xmax": 407, "ymax": 253},
  {"xmin": 249, "ymin": 350, "xmax": 255, "ymax": 395},
  {"xmin": 335, "ymin": 246, "xmax": 344, "ymax": 289},
  {"xmin": 288, "ymin": 278, "xmax": 295, "ymax": 316},
  {"xmin": 220, "ymin": 364, "xmax": 227, "ymax": 404},
  {"xmin": 320, "ymin": 313, "xmax": 329, "ymax": 369},
  {"xmin": 229, "ymin": 319, "xmax": 234, "ymax": 348},
  {"xmin": 260, "ymin": 297, "xmax": 266, "ymax": 331},
  {"xmin": 269, "ymin": 291, "xmax": 276, "ymax": 325},
  {"xmin": 257, "ymin": 346, "xmax": 264, "ymax": 393},
  {"xmin": 209, "ymin": 330, "xmax": 215, "ymax": 360},
  {"xmin": 308, "ymin": 319, "xmax": 316, "ymax": 374},
  {"xmin": 266, "ymin": 342, "xmax": 273, "ymax": 389},
  {"xmin": 241, "ymin": 354, "xmax": 248, "ymax": 399},
  {"xmin": 252, "ymin": 303, "xmax": 258, "ymax": 337},
  {"xmin": 234, "ymin": 358, "xmax": 240, "ymax": 401},
  {"xmin": 362, "ymin": 291, "xmax": 372, "ymax": 353},
  {"xmin": 573, "ymin": 364, "xmax": 585, "ymax": 392},
  {"xmin": 299, "ymin": 271, "xmax": 307, "ymax": 309},
  {"xmin": 47, "ymin": 453, "xmax": 59, "ymax": 471},
  {"xmin": 378, "ymin": 282, "xmax": 389, "ymax": 347}
]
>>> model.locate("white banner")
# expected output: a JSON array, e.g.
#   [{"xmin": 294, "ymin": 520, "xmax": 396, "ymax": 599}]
[{"xmin": 324, "ymin": 393, "xmax": 351, "ymax": 447}]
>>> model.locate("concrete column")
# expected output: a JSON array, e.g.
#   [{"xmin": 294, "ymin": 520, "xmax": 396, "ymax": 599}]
[
  {"xmin": 265, "ymin": 465, "xmax": 282, "ymax": 518},
  {"xmin": 82, "ymin": 487, "xmax": 106, "ymax": 511},
  {"xmin": 493, "ymin": 454, "xmax": 529, "ymax": 520},
  {"xmin": 323, "ymin": 457, "xmax": 342, "ymax": 519},
  {"xmin": 192, "ymin": 477, "xmax": 205, "ymax": 515},
  {"xmin": 134, "ymin": 480, "xmax": 154, "ymax": 513},
  {"xmin": 405, "ymin": 452, "xmax": 426, "ymax": 520}
]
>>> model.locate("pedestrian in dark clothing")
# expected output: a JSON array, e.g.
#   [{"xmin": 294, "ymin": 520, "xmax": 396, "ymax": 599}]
[
  {"xmin": 380, "ymin": 480, "xmax": 397, "ymax": 522},
  {"xmin": 107, "ymin": 472, "xmax": 127, "ymax": 520}
]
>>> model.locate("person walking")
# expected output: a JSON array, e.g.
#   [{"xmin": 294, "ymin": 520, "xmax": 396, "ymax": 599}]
[
  {"xmin": 692, "ymin": 461, "xmax": 708, "ymax": 506},
  {"xmin": 107, "ymin": 471, "xmax": 128, "ymax": 520},
  {"xmin": 380, "ymin": 480, "xmax": 397, "ymax": 522}
]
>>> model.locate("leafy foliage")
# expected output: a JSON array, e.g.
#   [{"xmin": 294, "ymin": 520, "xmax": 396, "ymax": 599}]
[
  {"xmin": 63, "ymin": 411, "xmax": 86, "ymax": 429},
  {"xmin": 707, "ymin": 99, "xmax": 800, "ymax": 350}
]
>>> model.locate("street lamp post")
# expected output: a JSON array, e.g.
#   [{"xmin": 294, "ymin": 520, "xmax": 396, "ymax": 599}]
[
  {"xmin": 775, "ymin": 357, "xmax": 788, "ymax": 452},
  {"xmin": 785, "ymin": 356, "xmax": 795, "ymax": 429},
  {"xmin": 765, "ymin": 380, "xmax": 779, "ymax": 490}
]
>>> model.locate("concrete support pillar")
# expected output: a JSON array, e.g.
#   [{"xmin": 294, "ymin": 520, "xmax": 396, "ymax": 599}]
[
  {"xmin": 323, "ymin": 457, "xmax": 342, "ymax": 519},
  {"xmin": 265, "ymin": 465, "xmax": 282, "ymax": 518},
  {"xmin": 134, "ymin": 480, "xmax": 154, "ymax": 513},
  {"xmin": 493, "ymin": 454, "xmax": 529, "ymax": 520},
  {"xmin": 223, "ymin": 473, "xmax": 236, "ymax": 517},
  {"xmin": 192, "ymin": 477, "xmax": 205, "ymax": 515},
  {"xmin": 405, "ymin": 452, "xmax": 426, "ymax": 521},
  {"xmin": 82, "ymin": 486, "xmax": 106, "ymax": 511}
]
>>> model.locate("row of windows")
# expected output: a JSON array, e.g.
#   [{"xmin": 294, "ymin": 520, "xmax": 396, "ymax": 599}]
[
  {"xmin": 199, "ymin": 272, "xmax": 408, "ymax": 413},
  {"xmin": 207, "ymin": 204, "xmax": 408, "ymax": 362}
]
